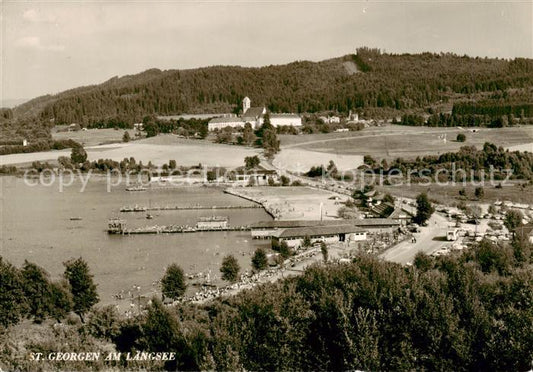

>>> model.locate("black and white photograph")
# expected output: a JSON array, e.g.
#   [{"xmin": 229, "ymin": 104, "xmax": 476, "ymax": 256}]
[{"xmin": 1, "ymin": 0, "xmax": 532, "ymax": 370}]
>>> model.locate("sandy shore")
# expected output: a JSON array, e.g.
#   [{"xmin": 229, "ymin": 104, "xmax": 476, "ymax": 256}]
[{"xmin": 225, "ymin": 186, "xmax": 349, "ymax": 220}]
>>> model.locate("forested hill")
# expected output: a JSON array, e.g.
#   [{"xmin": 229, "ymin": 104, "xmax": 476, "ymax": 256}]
[{"xmin": 11, "ymin": 48, "xmax": 533, "ymax": 125}]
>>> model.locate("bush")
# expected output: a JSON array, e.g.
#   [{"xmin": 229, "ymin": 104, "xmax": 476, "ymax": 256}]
[{"xmin": 456, "ymin": 133, "xmax": 466, "ymax": 142}]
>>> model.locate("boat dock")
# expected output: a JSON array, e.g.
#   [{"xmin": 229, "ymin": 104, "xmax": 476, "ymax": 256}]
[
  {"xmin": 120, "ymin": 204, "xmax": 262, "ymax": 212},
  {"xmin": 108, "ymin": 224, "xmax": 251, "ymax": 235}
]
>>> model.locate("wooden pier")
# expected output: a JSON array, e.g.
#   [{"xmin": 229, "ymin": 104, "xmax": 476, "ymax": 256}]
[
  {"xmin": 108, "ymin": 224, "xmax": 251, "ymax": 235},
  {"xmin": 120, "ymin": 204, "xmax": 262, "ymax": 213}
]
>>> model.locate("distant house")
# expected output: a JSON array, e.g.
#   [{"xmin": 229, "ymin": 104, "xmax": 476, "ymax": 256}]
[
  {"xmin": 388, "ymin": 206, "xmax": 414, "ymax": 226},
  {"xmin": 233, "ymin": 168, "xmax": 279, "ymax": 185},
  {"xmin": 22, "ymin": 139, "xmax": 27, "ymax": 146},
  {"xmin": 319, "ymin": 115, "xmax": 341, "ymax": 124},
  {"xmin": 329, "ymin": 116, "xmax": 340, "ymax": 124},
  {"xmin": 68, "ymin": 123, "xmax": 81, "ymax": 132},
  {"xmin": 348, "ymin": 111, "xmax": 359, "ymax": 122}
]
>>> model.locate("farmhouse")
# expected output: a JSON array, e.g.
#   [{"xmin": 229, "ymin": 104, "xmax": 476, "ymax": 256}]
[
  {"xmin": 208, "ymin": 97, "xmax": 302, "ymax": 131},
  {"xmin": 272, "ymin": 225, "xmax": 367, "ymax": 249}
]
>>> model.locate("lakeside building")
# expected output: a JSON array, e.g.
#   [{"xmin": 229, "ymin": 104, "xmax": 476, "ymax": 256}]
[
  {"xmin": 208, "ymin": 97, "xmax": 302, "ymax": 131},
  {"xmin": 233, "ymin": 168, "xmax": 279, "ymax": 186},
  {"xmin": 251, "ymin": 218, "xmax": 399, "ymax": 239},
  {"xmin": 272, "ymin": 225, "xmax": 367, "ymax": 249}
]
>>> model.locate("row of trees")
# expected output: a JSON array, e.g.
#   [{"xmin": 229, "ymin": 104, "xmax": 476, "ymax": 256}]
[
  {"xmin": 1, "ymin": 257, "xmax": 99, "ymax": 329},
  {"xmin": 402, "ymin": 112, "xmax": 533, "ymax": 128},
  {"xmin": 376, "ymin": 142, "xmax": 533, "ymax": 181}
]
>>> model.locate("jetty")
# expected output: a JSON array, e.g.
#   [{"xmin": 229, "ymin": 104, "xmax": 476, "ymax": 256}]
[
  {"xmin": 107, "ymin": 218, "xmax": 250, "ymax": 235},
  {"xmin": 108, "ymin": 224, "xmax": 251, "ymax": 235},
  {"xmin": 125, "ymin": 186, "xmax": 147, "ymax": 192},
  {"xmin": 120, "ymin": 204, "xmax": 262, "ymax": 212}
]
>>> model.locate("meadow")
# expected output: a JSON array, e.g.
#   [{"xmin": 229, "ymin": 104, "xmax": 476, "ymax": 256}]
[
  {"xmin": 280, "ymin": 125, "xmax": 533, "ymax": 161},
  {"xmin": 376, "ymin": 181, "xmax": 533, "ymax": 206},
  {"xmin": 52, "ymin": 127, "xmax": 126, "ymax": 147},
  {"xmin": 1, "ymin": 134, "xmax": 261, "ymax": 168}
]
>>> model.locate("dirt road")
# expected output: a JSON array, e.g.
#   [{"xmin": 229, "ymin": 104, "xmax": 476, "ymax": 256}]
[{"xmin": 379, "ymin": 213, "xmax": 450, "ymax": 264}]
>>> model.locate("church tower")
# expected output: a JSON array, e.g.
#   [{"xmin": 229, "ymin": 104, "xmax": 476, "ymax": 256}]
[{"xmin": 242, "ymin": 96, "xmax": 251, "ymax": 114}]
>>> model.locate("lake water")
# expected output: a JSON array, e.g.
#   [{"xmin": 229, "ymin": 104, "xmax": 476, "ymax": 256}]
[{"xmin": 1, "ymin": 176, "xmax": 271, "ymax": 306}]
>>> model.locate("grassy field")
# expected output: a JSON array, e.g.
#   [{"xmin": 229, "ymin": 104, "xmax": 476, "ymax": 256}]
[
  {"xmin": 281, "ymin": 125, "xmax": 533, "ymax": 160},
  {"xmin": 376, "ymin": 182, "xmax": 533, "ymax": 206},
  {"xmin": 273, "ymin": 148, "xmax": 363, "ymax": 172},
  {"xmin": 52, "ymin": 127, "xmax": 128, "ymax": 146},
  {"xmin": 1, "ymin": 135, "xmax": 261, "ymax": 168}
]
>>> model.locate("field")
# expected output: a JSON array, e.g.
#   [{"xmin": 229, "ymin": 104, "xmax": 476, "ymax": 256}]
[
  {"xmin": 273, "ymin": 148, "xmax": 363, "ymax": 172},
  {"xmin": 280, "ymin": 125, "xmax": 533, "ymax": 160},
  {"xmin": 52, "ymin": 127, "xmax": 126, "ymax": 147},
  {"xmin": 376, "ymin": 182, "xmax": 533, "ymax": 206},
  {"xmin": 0, "ymin": 135, "xmax": 261, "ymax": 168}
]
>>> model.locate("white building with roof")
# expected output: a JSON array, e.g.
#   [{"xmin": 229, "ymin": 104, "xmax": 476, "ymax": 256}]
[
  {"xmin": 260, "ymin": 113, "xmax": 302, "ymax": 127},
  {"xmin": 208, "ymin": 117, "xmax": 246, "ymax": 131},
  {"xmin": 208, "ymin": 97, "xmax": 302, "ymax": 131}
]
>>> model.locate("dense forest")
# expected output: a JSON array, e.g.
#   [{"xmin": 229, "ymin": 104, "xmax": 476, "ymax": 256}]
[
  {"xmin": 1, "ymin": 235, "xmax": 532, "ymax": 371},
  {"xmin": 7, "ymin": 48, "xmax": 533, "ymax": 127}
]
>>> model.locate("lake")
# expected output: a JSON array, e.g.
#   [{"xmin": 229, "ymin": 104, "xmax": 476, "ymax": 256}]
[{"xmin": 1, "ymin": 176, "xmax": 272, "ymax": 307}]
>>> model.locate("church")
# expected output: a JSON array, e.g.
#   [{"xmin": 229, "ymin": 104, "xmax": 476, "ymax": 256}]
[{"xmin": 208, "ymin": 97, "xmax": 302, "ymax": 131}]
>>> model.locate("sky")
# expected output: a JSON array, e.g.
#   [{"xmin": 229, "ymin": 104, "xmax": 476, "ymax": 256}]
[{"xmin": 1, "ymin": 0, "xmax": 532, "ymax": 102}]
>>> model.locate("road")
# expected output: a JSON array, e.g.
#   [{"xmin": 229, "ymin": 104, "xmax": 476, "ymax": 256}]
[{"xmin": 379, "ymin": 213, "xmax": 450, "ymax": 264}]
